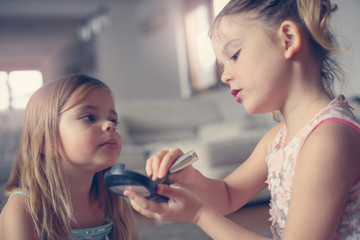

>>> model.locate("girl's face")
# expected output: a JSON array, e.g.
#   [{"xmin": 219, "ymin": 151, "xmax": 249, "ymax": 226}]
[
  {"xmin": 212, "ymin": 15, "xmax": 291, "ymax": 114},
  {"xmin": 58, "ymin": 87, "xmax": 122, "ymax": 175}
]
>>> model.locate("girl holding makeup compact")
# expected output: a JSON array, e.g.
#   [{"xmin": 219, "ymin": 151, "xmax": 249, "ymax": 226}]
[{"xmin": 125, "ymin": 0, "xmax": 360, "ymax": 239}]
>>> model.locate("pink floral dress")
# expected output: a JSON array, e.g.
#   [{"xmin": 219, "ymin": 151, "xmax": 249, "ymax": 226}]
[{"xmin": 266, "ymin": 96, "xmax": 360, "ymax": 239}]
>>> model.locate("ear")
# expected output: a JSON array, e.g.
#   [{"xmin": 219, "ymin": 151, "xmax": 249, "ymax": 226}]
[{"xmin": 278, "ymin": 20, "xmax": 302, "ymax": 59}]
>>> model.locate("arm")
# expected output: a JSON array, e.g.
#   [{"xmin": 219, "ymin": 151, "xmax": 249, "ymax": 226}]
[
  {"xmin": 125, "ymin": 124, "xmax": 283, "ymax": 239},
  {"xmin": 138, "ymin": 123, "xmax": 282, "ymax": 215},
  {"xmin": 282, "ymin": 122, "xmax": 360, "ymax": 239},
  {"xmin": 0, "ymin": 194, "xmax": 39, "ymax": 240},
  {"xmin": 195, "ymin": 201, "xmax": 270, "ymax": 240},
  {"xmin": 127, "ymin": 183, "xmax": 271, "ymax": 240},
  {"xmin": 195, "ymin": 125, "xmax": 274, "ymax": 214}
]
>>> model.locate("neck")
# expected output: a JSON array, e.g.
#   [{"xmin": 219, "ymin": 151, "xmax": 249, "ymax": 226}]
[
  {"xmin": 280, "ymin": 58, "xmax": 332, "ymax": 141},
  {"xmin": 66, "ymin": 172, "xmax": 106, "ymax": 228},
  {"xmin": 282, "ymin": 92, "xmax": 331, "ymax": 141},
  {"xmin": 67, "ymin": 173, "xmax": 94, "ymax": 201}
]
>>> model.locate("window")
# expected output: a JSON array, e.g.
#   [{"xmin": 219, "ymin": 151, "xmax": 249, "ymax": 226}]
[
  {"xmin": 184, "ymin": 0, "xmax": 230, "ymax": 94},
  {"xmin": 0, "ymin": 70, "xmax": 43, "ymax": 110}
]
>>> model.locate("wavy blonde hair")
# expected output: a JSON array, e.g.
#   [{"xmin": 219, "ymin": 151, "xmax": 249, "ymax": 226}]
[
  {"xmin": 5, "ymin": 74, "xmax": 137, "ymax": 239},
  {"xmin": 210, "ymin": 0, "xmax": 341, "ymax": 121}
]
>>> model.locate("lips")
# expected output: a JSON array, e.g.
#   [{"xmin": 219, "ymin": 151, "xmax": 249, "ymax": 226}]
[
  {"xmin": 100, "ymin": 139, "xmax": 118, "ymax": 148},
  {"xmin": 230, "ymin": 89, "xmax": 242, "ymax": 102}
]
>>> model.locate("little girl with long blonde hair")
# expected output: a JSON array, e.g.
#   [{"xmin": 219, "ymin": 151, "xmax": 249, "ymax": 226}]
[{"xmin": 0, "ymin": 74, "xmax": 138, "ymax": 240}]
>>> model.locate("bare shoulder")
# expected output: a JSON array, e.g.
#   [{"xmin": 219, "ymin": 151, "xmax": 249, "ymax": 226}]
[
  {"xmin": 0, "ymin": 194, "xmax": 38, "ymax": 240},
  {"xmin": 283, "ymin": 121, "xmax": 360, "ymax": 239},
  {"xmin": 293, "ymin": 120, "xmax": 360, "ymax": 205},
  {"xmin": 301, "ymin": 120, "xmax": 360, "ymax": 181}
]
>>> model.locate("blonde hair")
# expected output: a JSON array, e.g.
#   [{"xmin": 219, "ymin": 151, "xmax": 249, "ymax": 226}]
[
  {"xmin": 5, "ymin": 74, "xmax": 137, "ymax": 239},
  {"xmin": 210, "ymin": 0, "xmax": 342, "ymax": 121}
]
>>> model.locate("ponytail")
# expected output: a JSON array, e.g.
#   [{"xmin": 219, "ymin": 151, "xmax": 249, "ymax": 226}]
[{"xmin": 296, "ymin": 0, "xmax": 337, "ymax": 51}]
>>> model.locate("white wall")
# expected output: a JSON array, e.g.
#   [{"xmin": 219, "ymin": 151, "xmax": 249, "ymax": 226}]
[
  {"xmin": 332, "ymin": 0, "xmax": 360, "ymax": 97},
  {"xmin": 95, "ymin": 0, "xmax": 186, "ymax": 101}
]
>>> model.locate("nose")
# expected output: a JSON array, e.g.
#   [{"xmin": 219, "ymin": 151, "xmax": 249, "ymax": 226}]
[
  {"xmin": 103, "ymin": 120, "xmax": 116, "ymax": 132},
  {"xmin": 220, "ymin": 66, "xmax": 232, "ymax": 85}
]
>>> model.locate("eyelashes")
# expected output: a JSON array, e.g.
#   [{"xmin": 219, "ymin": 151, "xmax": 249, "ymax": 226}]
[
  {"xmin": 81, "ymin": 114, "xmax": 118, "ymax": 126},
  {"xmin": 81, "ymin": 114, "xmax": 96, "ymax": 122},
  {"xmin": 230, "ymin": 50, "xmax": 240, "ymax": 61},
  {"xmin": 111, "ymin": 119, "xmax": 119, "ymax": 126},
  {"xmin": 216, "ymin": 49, "xmax": 241, "ymax": 73}
]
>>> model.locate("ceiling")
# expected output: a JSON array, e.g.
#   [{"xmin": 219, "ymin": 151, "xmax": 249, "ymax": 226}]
[
  {"xmin": 0, "ymin": 0, "xmax": 113, "ymax": 70},
  {"xmin": 0, "ymin": 0, "xmax": 115, "ymax": 18}
]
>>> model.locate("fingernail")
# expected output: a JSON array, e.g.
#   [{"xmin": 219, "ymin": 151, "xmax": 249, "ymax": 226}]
[{"xmin": 158, "ymin": 171, "xmax": 165, "ymax": 178}]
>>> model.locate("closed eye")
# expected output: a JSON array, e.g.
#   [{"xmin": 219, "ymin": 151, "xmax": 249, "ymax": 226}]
[{"xmin": 230, "ymin": 50, "xmax": 240, "ymax": 61}]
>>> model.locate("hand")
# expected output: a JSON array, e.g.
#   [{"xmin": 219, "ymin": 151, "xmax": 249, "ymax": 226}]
[
  {"xmin": 125, "ymin": 183, "xmax": 204, "ymax": 223},
  {"xmin": 146, "ymin": 148, "xmax": 196, "ymax": 181},
  {"xmin": 146, "ymin": 148, "xmax": 184, "ymax": 180}
]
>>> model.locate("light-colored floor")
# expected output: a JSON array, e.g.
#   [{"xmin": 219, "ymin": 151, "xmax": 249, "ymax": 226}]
[{"xmin": 135, "ymin": 202, "xmax": 272, "ymax": 238}]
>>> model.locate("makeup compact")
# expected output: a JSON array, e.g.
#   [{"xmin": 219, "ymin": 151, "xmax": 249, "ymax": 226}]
[{"xmin": 104, "ymin": 150, "xmax": 198, "ymax": 202}]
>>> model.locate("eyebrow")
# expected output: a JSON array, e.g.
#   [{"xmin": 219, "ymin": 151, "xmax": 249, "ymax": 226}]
[
  {"xmin": 221, "ymin": 39, "xmax": 239, "ymax": 57},
  {"xmin": 222, "ymin": 41, "xmax": 232, "ymax": 56},
  {"xmin": 79, "ymin": 104, "xmax": 118, "ymax": 117}
]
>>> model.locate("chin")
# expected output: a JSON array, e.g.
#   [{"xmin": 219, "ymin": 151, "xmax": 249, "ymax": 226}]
[
  {"xmin": 98, "ymin": 157, "xmax": 118, "ymax": 171},
  {"xmin": 107, "ymin": 157, "xmax": 118, "ymax": 167},
  {"xmin": 243, "ymin": 101, "xmax": 274, "ymax": 115},
  {"xmin": 243, "ymin": 105, "xmax": 263, "ymax": 115}
]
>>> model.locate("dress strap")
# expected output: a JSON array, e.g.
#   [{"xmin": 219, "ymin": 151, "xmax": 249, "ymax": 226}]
[
  {"xmin": 271, "ymin": 125, "xmax": 286, "ymax": 150},
  {"xmin": 293, "ymin": 117, "xmax": 360, "ymax": 170},
  {"xmin": 8, "ymin": 191, "xmax": 29, "ymax": 200}
]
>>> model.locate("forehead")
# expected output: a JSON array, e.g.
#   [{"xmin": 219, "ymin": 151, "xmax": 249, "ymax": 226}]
[
  {"xmin": 211, "ymin": 15, "xmax": 255, "ymax": 55},
  {"xmin": 82, "ymin": 87, "xmax": 114, "ymax": 104},
  {"xmin": 212, "ymin": 14, "xmax": 274, "ymax": 55},
  {"xmin": 64, "ymin": 87, "xmax": 114, "ymax": 112},
  {"xmin": 211, "ymin": 13, "xmax": 256, "ymax": 40},
  {"xmin": 73, "ymin": 88, "xmax": 117, "ymax": 116}
]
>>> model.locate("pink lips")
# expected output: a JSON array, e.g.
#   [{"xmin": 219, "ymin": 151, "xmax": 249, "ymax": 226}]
[
  {"xmin": 100, "ymin": 139, "xmax": 118, "ymax": 148},
  {"xmin": 230, "ymin": 89, "xmax": 242, "ymax": 103}
]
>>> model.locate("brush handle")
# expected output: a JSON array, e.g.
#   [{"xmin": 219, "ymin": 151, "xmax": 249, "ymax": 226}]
[{"xmin": 169, "ymin": 150, "xmax": 198, "ymax": 173}]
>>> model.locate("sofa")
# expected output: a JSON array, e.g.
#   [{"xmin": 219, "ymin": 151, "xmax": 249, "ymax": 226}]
[{"xmin": 0, "ymin": 89, "xmax": 277, "ymax": 206}]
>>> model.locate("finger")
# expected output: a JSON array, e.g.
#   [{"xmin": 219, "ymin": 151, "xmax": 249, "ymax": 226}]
[
  {"xmin": 158, "ymin": 148, "xmax": 184, "ymax": 179},
  {"xmin": 124, "ymin": 190, "xmax": 157, "ymax": 217},
  {"xmin": 125, "ymin": 190, "xmax": 168, "ymax": 220},
  {"xmin": 145, "ymin": 157, "xmax": 154, "ymax": 177},
  {"xmin": 147, "ymin": 148, "xmax": 182, "ymax": 180},
  {"xmin": 148, "ymin": 150, "xmax": 168, "ymax": 180},
  {"xmin": 156, "ymin": 183, "xmax": 184, "ymax": 200},
  {"xmin": 130, "ymin": 199, "xmax": 159, "ymax": 219},
  {"xmin": 145, "ymin": 150, "xmax": 165, "ymax": 180}
]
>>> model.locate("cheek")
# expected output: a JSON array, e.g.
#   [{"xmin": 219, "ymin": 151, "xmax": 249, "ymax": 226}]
[
  {"xmin": 116, "ymin": 131, "xmax": 123, "ymax": 151},
  {"xmin": 59, "ymin": 128, "xmax": 93, "ymax": 157},
  {"xmin": 59, "ymin": 131, "xmax": 76, "ymax": 155}
]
